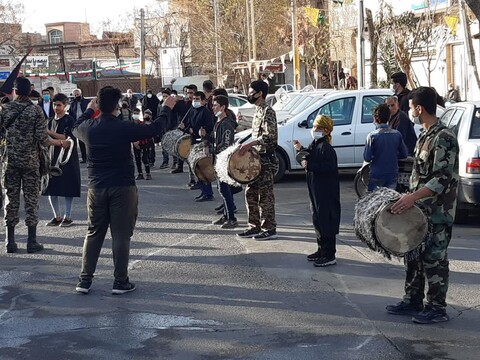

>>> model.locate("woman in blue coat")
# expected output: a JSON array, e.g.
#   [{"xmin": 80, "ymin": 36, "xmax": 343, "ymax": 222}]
[{"xmin": 294, "ymin": 115, "xmax": 341, "ymax": 267}]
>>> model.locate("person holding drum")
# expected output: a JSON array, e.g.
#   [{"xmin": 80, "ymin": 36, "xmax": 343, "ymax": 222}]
[
  {"xmin": 364, "ymin": 103, "xmax": 408, "ymax": 192},
  {"xmin": 210, "ymin": 95, "xmax": 238, "ymax": 228},
  {"xmin": 293, "ymin": 115, "xmax": 340, "ymax": 267},
  {"xmin": 388, "ymin": 87, "xmax": 459, "ymax": 324},
  {"xmin": 236, "ymin": 80, "xmax": 278, "ymax": 240}
]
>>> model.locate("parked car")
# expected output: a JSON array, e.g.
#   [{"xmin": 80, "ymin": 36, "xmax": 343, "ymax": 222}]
[
  {"xmin": 236, "ymin": 89, "xmax": 401, "ymax": 181},
  {"xmin": 440, "ymin": 101, "xmax": 480, "ymax": 223}
]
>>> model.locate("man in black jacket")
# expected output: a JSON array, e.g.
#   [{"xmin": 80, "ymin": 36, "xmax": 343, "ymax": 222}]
[
  {"xmin": 69, "ymin": 88, "xmax": 90, "ymax": 163},
  {"xmin": 390, "ymin": 72, "xmax": 411, "ymax": 113},
  {"xmin": 72, "ymin": 86, "xmax": 176, "ymax": 295}
]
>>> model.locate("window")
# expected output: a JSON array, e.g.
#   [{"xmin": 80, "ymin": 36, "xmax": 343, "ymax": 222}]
[
  {"xmin": 446, "ymin": 109, "xmax": 464, "ymax": 136},
  {"xmin": 49, "ymin": 29, "xmax": 63, "ymax": 44},
  {"xmin": 469, "ymin": 108, "xmax": 480, "ymax": 139},
  {"xmin": 361, "ymin": 95, "xmax": 390, "ymax": 123},
  {"xmin": 440, "ymin": 108, "xmax": 457, "ymax": 126},
  {"xmin": 307, "ymin": 97, "xmax": 356, "ymax": 128}
]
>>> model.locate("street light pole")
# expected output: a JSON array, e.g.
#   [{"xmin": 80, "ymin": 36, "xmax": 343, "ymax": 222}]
[
  {"xmin": 140, "ymin": 8, "xmax": 147, "ymax": 93},
  {"xmin": 291, "ymin": 0, "xmax": 300, "ymax": 90},
  {"xmin": 356, "ymin": 0, "xmax": 365, "ymax": 89}
]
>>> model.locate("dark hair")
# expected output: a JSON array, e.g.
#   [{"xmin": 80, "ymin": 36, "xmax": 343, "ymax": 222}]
[
  {"xmin": 193, "ymin": 91, "xmax": 206, "ymax": 101},
  {"xmin": 203, "ymin": 80, "xmax": 214, "ymax": 92},
  {"xmin": 52, "ymin": 93, "xmax": 68, "ymax": 104},
  {"xmin": 97, "ymin": 86, "xmax": 122, "ymax": 113},
  {"xmin": 212, "ymin": 88, "xmax": 228, "ymax": 97},
  {"xmin": 213, "ymin": 95, "xmax": 229, "ymax": 109},
  {"xmin": 408, "ymin": 87, "xmax": 437, "ymax": 115},
  {"xmin": 133, "ymin": 108, "xmax": 141, "ymax": 114},
  {"xmin": 161, "ymin": 88, "xmax": 171, "ymax": 96},
  {"xmin": 187, "ymin": 84, "xmax": 198, "ymax": 92},
  {"xmin": 46, "ymin": 86, "xmax": 54, "ymax": 94},
  {"xmin": 250, "ymin": 80, "xmax": 268, "ymax": 99},
  {"xmin": 373, "ymin": 103, "xmax": 391, "ymax": 124},
  {"xmin": 42, "ymin": 88, "xmax": 50, "ymax": 95},
  {"xmin": 171, "ymin": 90, "xmax": 178, "ymax": 95},
  {"xmin": 14, "ymin": 77, "xmax": 31, "ymax": 96},
  {"xmin": 390, "ymin": 72, "xmax": 408, "ymax": 88}
]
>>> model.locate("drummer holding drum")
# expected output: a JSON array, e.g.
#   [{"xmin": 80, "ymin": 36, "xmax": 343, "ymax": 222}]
[{"xmin": 388, "ymin": 87, "xmax": 459, "ymax": 324}]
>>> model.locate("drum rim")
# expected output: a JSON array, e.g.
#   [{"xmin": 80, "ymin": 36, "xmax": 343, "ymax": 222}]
[
  {"xmin": 227, "ymin": 148, "xmax": 261, "ymax": 184},
  {"xmin": 374, "ymin": 201, "xmax": 428, "ymax": 257}
]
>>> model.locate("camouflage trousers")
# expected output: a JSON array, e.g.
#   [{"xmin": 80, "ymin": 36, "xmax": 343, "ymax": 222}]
[
  {"xmin": 403, "ymin": 224, "xmax": 452, "ymax": 310},
  {"xmin": 2, "ymin": 165, "xmax": 41, "ymax": 227},
  {"xmin": 245, "ymin": 159, "xmax": 276, "ymax": 231}
]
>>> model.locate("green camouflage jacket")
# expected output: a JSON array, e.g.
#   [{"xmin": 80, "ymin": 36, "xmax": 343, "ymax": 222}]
[
  {"xmin": 251, "ymin": 101, "xmax": 278, "ymax": 154},
  {"xmin": 410, "ymin": 121, "xmax": 459, "ymax": 225},
  {"xmin": 0, "ymin": 100, "xmax": 49, "ymax": 170}
]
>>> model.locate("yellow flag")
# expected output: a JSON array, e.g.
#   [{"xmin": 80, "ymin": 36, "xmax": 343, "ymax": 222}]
[
  {"xmin": 444, "ymin": 16, "xmax": 459, "ymax": 36},
  {"xmin": 305, "ymin": 7, "xmax": 320, "ymax": 28}
]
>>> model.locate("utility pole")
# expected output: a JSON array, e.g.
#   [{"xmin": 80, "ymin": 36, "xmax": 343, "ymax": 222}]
[
  {"xmin": 245, "ymin": 0, "xmax": 252, "ymax": 60},
  {"xmin": 140, "ymin": 8, "xmax": 147, "ymax": 94},
  {"xmin": 356, "ymin": 0, "xmax": 365, "ymax": 89},
  {"xmin": 250, "ymin": 0, "xmax": 257, "ymax": 78},
  {"xmin": 291, "ymin": 0, "xmax": 300, "ymax": 89},
  {"xmin": 213, "ymin": 0, "xmax": 223, "ymax": 87}
]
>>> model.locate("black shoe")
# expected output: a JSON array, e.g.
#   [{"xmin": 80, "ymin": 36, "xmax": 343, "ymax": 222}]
[
  {"xmin": 159, "ymin": 163, "xmax": 169, "ymax": 169},
  {"xmin": 236, "ymin": 228, "xmax": 261, "ymax": 238},
  {"xmin": 6, "ymin": 243, "xmax": 18, "ymax": 253},
  {"xmin": 136, "ymin": 173, "xmax": 144, "ymax": 180},
  {"xmin": 194, "ymin": 193, "xmax": 204, "ymax": 200},
  {"xmin": 27, "ymin": 242, "xmax": 44, "ymax": 253},
  {"xmin": 171, "ymin": 163, "xmax": 177, "ymax": 169},
  {"xmin": 195, "ymin": 196, "xmax": 214, "ymax": 202},
  {"xmin": 412, "ymin": 305, "xmax": 449, "ymax": 324},
  {"xmin": 252, "ymin": 230, "xmax": 278, "ymax": 240},
  {"xmin": 146, "ymin": 173, "xmax": 152, "ymax": 180},
  {"xmin": 112, "ymin": 281, "xmax": 136, "ymax": 295},
  {"xmin": 46, "ymin": 217, "xmax": 62, "ymax": 226},
  {"xmin": 386, "ymin": 301, "xmax": 424, "ymax": 316},
  {"xmin": 212, "ymin": 216, "xmax": 227, "ymax": 225},
  {"xmin": 171, "ymin": 168, "xmax": 183, "ymax": 174},
  {"xmin": 60, "ymin": 218, "xmax": 73, "ymax": 227},
  {"xmin": 307, "ymin": 251, "xmax": 320, "ymax": 262},
  {"xmin": 314, "ymin": 256, "xmax": 336, "ymax": 267},
  {"xmin": 190, "ymin": 182, "xmax": 202, "ymax": 190},
  {"xmin": 221, "ymin": 219, "xmax": 238, "ymax": 229},
  {"xmin": 215, "ymin": 204, "xmax": 224, "ymax": 211},
  {"xmin": 75, "ymin": 279, "xmax": 92, "ymax": 294}
]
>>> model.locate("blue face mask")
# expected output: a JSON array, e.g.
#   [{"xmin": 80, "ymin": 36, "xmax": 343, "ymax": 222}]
[{"xmin": 43, "ymin": 94, "xmax": 50, "ymax": 102}]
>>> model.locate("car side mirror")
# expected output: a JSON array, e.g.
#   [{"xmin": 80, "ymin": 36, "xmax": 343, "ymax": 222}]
[{"xmin": 298, "ymin": 120, "xmax": 308, "ymax": 128}]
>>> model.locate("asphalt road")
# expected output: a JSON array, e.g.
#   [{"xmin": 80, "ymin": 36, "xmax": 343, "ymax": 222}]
[{"xmin": 1, "ymin": 157, "xmax": 479, "ymax": 360}]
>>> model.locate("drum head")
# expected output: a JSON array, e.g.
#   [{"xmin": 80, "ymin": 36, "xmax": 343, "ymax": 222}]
[
  {"xmin": 177, "ymin": 137, "xmax": 192, "ymax": 160},
  {"xmin": 295, "ymin": 150, "xmax": 309, "ymax": 165},
  {"xmin": 374, "ymin": 203, "xmax": 428, "ymax": 257},
  {"xmin": 196, "ymin": 157, "xmax": 216, "ymax": 182},
  {"xmin": 228, "ymin": 149, "xmax": 261, "ymax": 184}
]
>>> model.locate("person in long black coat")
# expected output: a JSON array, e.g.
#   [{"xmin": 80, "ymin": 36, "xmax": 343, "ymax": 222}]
[
  {"xmin": 294, "ymin": 115, "xmax": 340, "ymax": 267},
  {"xmin": 42, "ymin": 93, "xmax": 81, "ymax": 227}
]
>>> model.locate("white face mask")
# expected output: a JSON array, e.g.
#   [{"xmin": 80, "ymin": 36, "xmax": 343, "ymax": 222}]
[
  {"xmin": 192, "ymin": 101, "xmax": 201, "ymax": 108},
  {"xmin": 31, "ymin": 100, "xmax": 39, "ymax": 105},
  {"xmin": 132, "ymin": 114, "xmax": 140, "ymax": 120},
  {"xmin": 147, "ymin": 93, "xmax": 153, "ymax": 98},
  {"xmin": 310, "ymin": 129, "xmax": 324, "ymax": 140},
  {"xmin": 408, "ymin": 108, "xmax": 421, "ymax": 124}
]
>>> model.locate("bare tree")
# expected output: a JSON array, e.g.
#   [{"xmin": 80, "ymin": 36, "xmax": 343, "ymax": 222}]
[{"xmin": 0, "ymin": 0, "xmax": 24, "ymax": 48}]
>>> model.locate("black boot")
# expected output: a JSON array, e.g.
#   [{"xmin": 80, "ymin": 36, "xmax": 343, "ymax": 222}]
[
  {"xmin": 5, "ymin": 225, "xmax": 18, "ymax": 253},
  {"xmin": 27, "ymin": 226, "xmax": 44, "ymax": 253}
]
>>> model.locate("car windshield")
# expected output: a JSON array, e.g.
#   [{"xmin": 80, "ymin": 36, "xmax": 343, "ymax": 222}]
[
  {"xmin": 280, "ymin": 95, "xmax": 303, "ymax": 112},
  {"xmin": 290, "ymin": 95, "xmax": 319, "ymax": 116},
  {"xmin": 470, "ymin": 107, "xmax": 480, "ymax": 139}
]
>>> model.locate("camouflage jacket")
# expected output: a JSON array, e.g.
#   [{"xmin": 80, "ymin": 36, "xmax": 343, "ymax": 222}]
[
  {"xmin": 410, "ymin": 121, "xmax": 459, "ymax": 225},
  {"xmin": 0, "ymin": 100, "xmax": 49, "ymax": 170},
  {"xmin": 251, "ymin": 101, "xmax": 278, "ymax": 154}
]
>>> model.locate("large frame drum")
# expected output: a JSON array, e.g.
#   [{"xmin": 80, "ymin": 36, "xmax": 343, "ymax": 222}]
[
  {"xmin": 188, "ymin": 143, "xmax": 216, "ymax": 182},
  {"xmin": 215, "ymin": 145, "xmax": 262, "ymax": 186},
  {"xmin": 161, "ymin": 129, "xmax": 191, "ymax": 160}
]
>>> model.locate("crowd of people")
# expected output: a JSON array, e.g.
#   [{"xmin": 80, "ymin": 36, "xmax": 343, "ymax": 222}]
[{"xmin": 0, "ymin": 71, "xmax": 460, "ymax": 325}]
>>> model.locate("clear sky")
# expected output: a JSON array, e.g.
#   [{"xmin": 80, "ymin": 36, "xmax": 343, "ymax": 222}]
[{"xmin": 20, "ymin": 0, "xmax": 163, "ymax": 35}]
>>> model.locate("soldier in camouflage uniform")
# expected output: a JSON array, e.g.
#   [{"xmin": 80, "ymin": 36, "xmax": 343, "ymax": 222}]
[
  {"xmin": 389, "ymin": 87, "xmax": 459, "ymax": 324},
  {"xmin": 0, "ymin": 77, "xmax": 55, "ymax": 253},
  {"xmin": 236, "ymin": 80, "xmax": 278, "ymax": 240}
]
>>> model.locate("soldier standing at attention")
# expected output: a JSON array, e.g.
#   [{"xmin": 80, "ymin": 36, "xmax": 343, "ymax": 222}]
[
  {"xmin": 1, "ymin": 77, "xmax": 64, "ymax": 253},
  {"xmin": 389, "ymin": 87, "xmax": 459, "ymax": 324},
  {"xmin": 236, "ymin": 80, "xmax": 278, "ymax": 240}
]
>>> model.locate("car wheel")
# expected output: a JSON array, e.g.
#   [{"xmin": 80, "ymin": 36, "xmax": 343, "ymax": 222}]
[
  {"xmin": 454, "ymin": 207, "xmax": 469, "ymax": 224},
  {"xmin": 274, "ymin": 151, "xmax": 286, "ymax": 183}
]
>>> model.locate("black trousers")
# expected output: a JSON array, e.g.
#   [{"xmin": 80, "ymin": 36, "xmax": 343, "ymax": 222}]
[
  {"xmin": 78, "ymin": 139, "xmax": 87, "ymax": 162},
  {"xmin": 80, "ymin": 186, "xmax": 138, "ymax": 283},
  {"xmin": 313, "ymin": 214, "xmax": 336, "ymax": 258}
]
